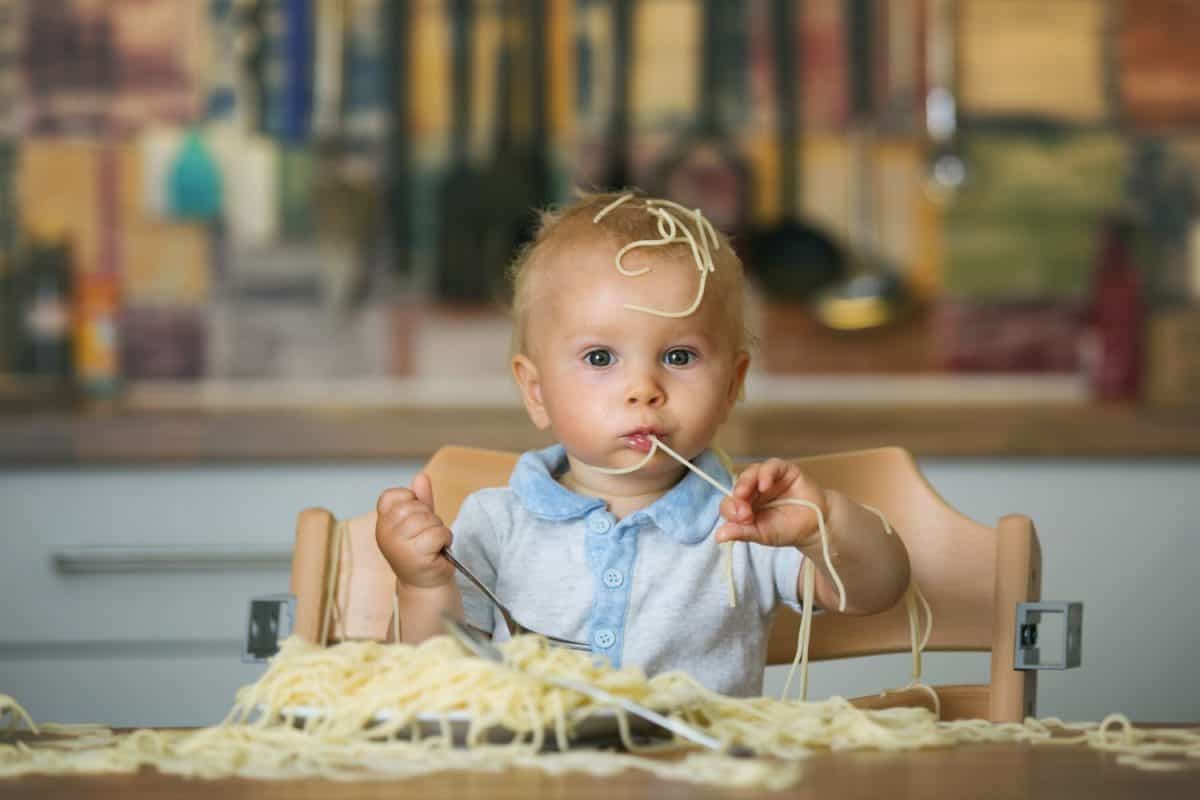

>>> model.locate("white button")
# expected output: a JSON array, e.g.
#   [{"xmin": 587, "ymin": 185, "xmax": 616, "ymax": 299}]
[
  {"xmin": 588, "ymin": 515, "xmax": 612, "ymax": 533},
  {"xmin": 594, "ymin": 628, "xmax": 616, "ymax": 649},
  {"xmin": 603, "ymin": 569, "xmax": 624, "ymax": 588}
]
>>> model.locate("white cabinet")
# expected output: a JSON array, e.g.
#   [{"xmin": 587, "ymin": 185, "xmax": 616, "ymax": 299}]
[{"xmin": 0, "ymin": 462, "xmax": 416, "ymax": 727}]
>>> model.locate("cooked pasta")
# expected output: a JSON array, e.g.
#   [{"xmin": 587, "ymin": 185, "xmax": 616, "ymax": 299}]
[{"xmin": 4, "ymin": 636, "xmax": 1198, "ymax": 785}]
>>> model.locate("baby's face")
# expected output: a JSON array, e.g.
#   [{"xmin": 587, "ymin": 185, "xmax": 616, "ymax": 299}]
[{"xmin": 513, "ymin": 240, "xmax": 749, "ymax": 479}]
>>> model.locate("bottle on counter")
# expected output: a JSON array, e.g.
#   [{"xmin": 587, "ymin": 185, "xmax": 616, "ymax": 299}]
[
  {"xmin": 17, "ymin": 239, "xmax": 74, "ymax": 379},
  {"xmin": 0, "ymin": 250, "xmax": 14, "ymax": 374},
  {"xmin": 1087, "ymin": 216, "xmax": 1143, "ymax": 402},
  {"xmin": 168, "ymin": 129, "xmax": 224, "ymax": 222},
  {"xmin": 73, "ymin": 270, "xmax": 121, "ymax": 399},
  {"xmin": 0, "ymin": 140, "xmax": 16, "ymax": 373}
]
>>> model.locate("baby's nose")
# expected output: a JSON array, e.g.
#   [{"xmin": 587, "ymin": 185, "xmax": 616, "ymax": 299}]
[{"xmin": 626, "ymin": 381, "xmax": 665, "ymax": 407}]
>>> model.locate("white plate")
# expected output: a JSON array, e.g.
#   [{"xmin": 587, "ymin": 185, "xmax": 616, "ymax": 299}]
[{"xmin": 253, "ymin": 705, "xmax": 667, "ymax": 750}]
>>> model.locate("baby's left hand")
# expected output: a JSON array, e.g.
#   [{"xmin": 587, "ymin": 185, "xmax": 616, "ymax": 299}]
[{"xmin": 716, "ymin": 458, "xmax": 830, "ymax": 549}]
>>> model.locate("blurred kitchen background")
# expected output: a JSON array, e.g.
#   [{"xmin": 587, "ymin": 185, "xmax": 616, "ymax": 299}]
[
  {"xmin": 2, "ymin": 1, "xmax": 1199, "ymax": 728},
  {"xmin": 2, "ymin": 0, "xmax": 1198, "ymax": 400}
]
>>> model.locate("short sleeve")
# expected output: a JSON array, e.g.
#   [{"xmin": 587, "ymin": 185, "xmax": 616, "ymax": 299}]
[
  {"xmin": 772, "ymin": 546, "xmax": 806, "ymax": 615},
  {"xmin": 449, "ymin": 491, "xmax": 501, "ymax": 633},
  {"xmin": 745, "ymin": 542, "xmax": 807, "ymax": 615}
]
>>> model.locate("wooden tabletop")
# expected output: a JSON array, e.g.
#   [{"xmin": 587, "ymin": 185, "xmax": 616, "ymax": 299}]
[
  {"xmin": 6, "ymin": 741, "xmax": 1198, "ymax": 799},
  {"xmin": 4, "ymin": 402, "xmax": 1200, "ymax": 463}
]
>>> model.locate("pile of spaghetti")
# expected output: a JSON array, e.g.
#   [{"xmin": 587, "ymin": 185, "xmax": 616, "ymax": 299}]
[{"xmin": 3, "ymin": 634, "xmax": 1199, "ymax": 787}]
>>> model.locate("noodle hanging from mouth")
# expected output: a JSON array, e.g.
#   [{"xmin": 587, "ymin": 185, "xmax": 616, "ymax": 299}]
[
  {"xmin": 577, "ymin": 194, "xmax": 927, "ymax": 720},
  {"xmin": 584, "ymin": 433, "xmax": 851, "ymax": 613},
  {"xmin": 578, "ymin": 433, "xmax": 935, "ymax": 708}
]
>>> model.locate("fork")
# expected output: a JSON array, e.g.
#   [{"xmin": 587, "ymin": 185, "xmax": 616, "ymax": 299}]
[
  {"xmin": 443, "ymin": 615, "xmax": 753, "ymax": 756},
  {"xmin": 440, "ymin": 547, "xmax": 592, "ymax": 651}
]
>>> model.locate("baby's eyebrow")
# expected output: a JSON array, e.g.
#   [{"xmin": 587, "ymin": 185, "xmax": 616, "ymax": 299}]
[
  {"xmin": 659, "ymin": 330, "xmax": 713, "ymax": 347},
  {"xmin": 563, "ymin": 334, "xmax": 617, "ymax": 350}
]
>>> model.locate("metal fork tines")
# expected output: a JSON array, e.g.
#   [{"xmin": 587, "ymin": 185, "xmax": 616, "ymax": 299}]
[
  {"xmin": 441, "ymin": 548, "xmax": 591, "ymax": 651},
  {"xmin": 443, "ymin": 615, "xmax": 753, "ymax": 757}
]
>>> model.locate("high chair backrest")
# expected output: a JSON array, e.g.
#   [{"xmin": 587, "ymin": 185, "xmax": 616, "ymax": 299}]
[{"xmin": 288, "ymin": 445, "xmax": 1041, "ymax": 723}]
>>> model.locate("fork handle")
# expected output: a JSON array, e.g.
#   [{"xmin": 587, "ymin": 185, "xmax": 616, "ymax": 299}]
[
  {"xmin": 441, "ymin": 547, "xmax": 520, "ymax": 633},
  {"xmin": 440, "ymin": 548, "xmax": 500, "ymax": 605},
  {"xmin": 441, "ymin": 548, "xmax": 591, "ymax": 650}
]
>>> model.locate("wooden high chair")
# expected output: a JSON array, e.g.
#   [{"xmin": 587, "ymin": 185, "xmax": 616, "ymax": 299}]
[{"xmin": 271, "ymin": 445, "xmax": 1047, "ymax": 723}]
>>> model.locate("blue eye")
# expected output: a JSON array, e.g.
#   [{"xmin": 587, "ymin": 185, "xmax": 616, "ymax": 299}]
[
  {"xmin": 584, "ymin": 349, "xmax": 614, "ymax": 367},
  {"xmin": 664, "ymin": 348, "xmax": 695, "ymax": 367}
]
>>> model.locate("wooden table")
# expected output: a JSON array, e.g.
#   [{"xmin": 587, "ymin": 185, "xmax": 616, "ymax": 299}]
[{"xmin": 6, "ymin": 740, "xmax": 1198, "ymax": 799}]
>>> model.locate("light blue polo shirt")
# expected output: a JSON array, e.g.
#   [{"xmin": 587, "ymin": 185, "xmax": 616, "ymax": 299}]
[{"xmin": 449, "ymin": 444, "xmax": 806, "ymax": 696}]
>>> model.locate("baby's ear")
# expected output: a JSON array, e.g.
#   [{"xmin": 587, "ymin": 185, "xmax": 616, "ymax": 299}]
[
  {"xmin": 511, "ymin": 354, "xmax": 551, "ymax": 429},
  {"xmin": 724, "ymin": 351, "xmax": 752, "ymax": 412}
]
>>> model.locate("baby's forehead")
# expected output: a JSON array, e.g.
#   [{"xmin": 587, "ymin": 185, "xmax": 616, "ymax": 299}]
[
  {"xmin": 515, "ymin": 199, "xmax": 745, "ymax": 351},
  {"xmin": 536, "ymin": 238, "xmax": 699, "ymax": 302},
  {"xmin": 532, "ymin": 247, "xmax": 730, "ymax": 332},
  {"xmin": 537, "ymin": 226, "xmax": 693, "ymax": 280}
]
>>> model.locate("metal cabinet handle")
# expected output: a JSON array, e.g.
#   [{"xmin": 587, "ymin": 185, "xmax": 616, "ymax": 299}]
[{"xmin": 52, "ymin": 544, "xmax": 292, "ymax": 574}]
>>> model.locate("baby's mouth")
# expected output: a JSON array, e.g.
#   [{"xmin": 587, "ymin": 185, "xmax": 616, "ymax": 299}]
[{"xmin": 622, "ymin": 429, "xmax": 666, "ymax": 453}]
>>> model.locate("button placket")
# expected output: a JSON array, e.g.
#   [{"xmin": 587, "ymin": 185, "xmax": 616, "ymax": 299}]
[
  {"xmin": 587, "ymin": 513, "xmax": 613, "ymax": 533},
  {"xmin": 585, "ymin": 515, "xmax": 638, "ymax": 667}
]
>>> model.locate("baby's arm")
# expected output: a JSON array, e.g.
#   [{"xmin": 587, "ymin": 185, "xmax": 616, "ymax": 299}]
[
  {"xmin": 716, "ymin": 459, "xmax": 910, "ymax": 615},
  {"xmin": 375, "ymin": 472, "xmax": 464, "ymax": 643}
]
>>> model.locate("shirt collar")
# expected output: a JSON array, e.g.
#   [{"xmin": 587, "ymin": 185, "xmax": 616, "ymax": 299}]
[{"xmin": 510, "ymin": 444, "xmax": 729, "ymax": 544}]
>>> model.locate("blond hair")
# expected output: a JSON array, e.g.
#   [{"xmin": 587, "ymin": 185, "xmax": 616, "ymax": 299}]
[{"xmin": 507, "ymin": 191, "xmax": 749, "ymax": 357}]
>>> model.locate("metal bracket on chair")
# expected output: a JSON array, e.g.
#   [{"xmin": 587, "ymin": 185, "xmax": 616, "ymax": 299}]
[
  {"xmin": 1014, "ymin": 601, "xmax": 1083, "ymax": 670},
  {"xmin": 242, "ymin": 594, "xmax": 296, "ymax": 664}
]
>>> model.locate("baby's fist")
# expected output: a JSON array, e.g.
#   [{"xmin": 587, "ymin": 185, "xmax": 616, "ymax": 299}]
[{"xmin": 375, "ymin": 473, "xmax": 455, "ymax": 588}]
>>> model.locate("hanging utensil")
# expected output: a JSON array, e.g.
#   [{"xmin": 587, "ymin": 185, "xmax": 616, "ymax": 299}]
[
  {"xmin": 813, "ymin": 0, "xmax": 911, "ymax": 331},
  {"xmin": 312, "ymin": 0, "xmax": 347, "ymax": 140},
  {"xmin": 925, "ymin": 0, "xmax": 965, "ymax": 199},
  {"xmin": 434, "ymin": 0, "xmax": 495, "ymax": 301},
  {"xmin": 526, "ymin": 0, "xmax": 552, "ymax": 206},
  {"xmin": 648, "ymin": 0, "xmax": 752, "ymax": 235},
  {"xmin": 311, "ymin": 0, "xmax": 371, "ymax": 314},
  {"xmin": 384, "ymin": 0, "xmax": 412, "ymax": 275},
  {"xmin": 472, "ymin": 0, "xmax": 545, "ymax": 305},
  {"xmin": 742, "ymin": 0, "xmax": 846, "ymax": 300},
  {"xmin": 597, "ymin": 0, "xmax": 635, "ymax": 191}
]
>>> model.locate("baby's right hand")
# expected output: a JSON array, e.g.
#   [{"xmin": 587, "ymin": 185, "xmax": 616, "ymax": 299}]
[{"xmin": 375, "ymin": 472, "xmax": 455, "ymax": 588}]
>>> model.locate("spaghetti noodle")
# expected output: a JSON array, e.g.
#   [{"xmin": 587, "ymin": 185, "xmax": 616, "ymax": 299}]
[
  {"xmin": 4, "ymin": 637, "xmax": 1199, "ymax": 784},
  {"xmin": 582, "ymin": 198, "xmax": 853, "ymax": 613},
  {"xmin": 578, "ymin": 196, "xmax": 935, "ymax": 703}
]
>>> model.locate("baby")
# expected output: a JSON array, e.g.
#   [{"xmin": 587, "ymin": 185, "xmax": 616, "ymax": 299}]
[{"xmin": 376, "ymin": 191, "xmax": 910, "ymax": 696}]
